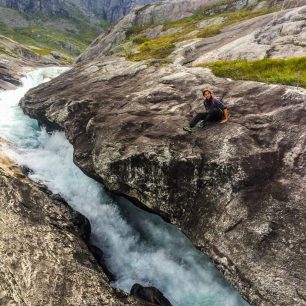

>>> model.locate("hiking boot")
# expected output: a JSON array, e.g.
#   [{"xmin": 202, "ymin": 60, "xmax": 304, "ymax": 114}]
[
  {"xmin": 196, "ymin": 121, "xmax": 204, "ymax": 129},
  {"xmin": 183, "ymin": 125, "xmax": 193, "ymax": 132}
]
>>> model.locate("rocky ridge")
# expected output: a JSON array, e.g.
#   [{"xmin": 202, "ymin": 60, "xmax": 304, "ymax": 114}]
[{"xmin": 76, "ymin": 0, "xmax": 289, "ymax": 63}]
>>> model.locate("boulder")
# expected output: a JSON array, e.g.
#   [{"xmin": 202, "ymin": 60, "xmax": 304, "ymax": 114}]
[{"xmin": 131, "ymin": 283, "xmax": 173, "ymax": 306}]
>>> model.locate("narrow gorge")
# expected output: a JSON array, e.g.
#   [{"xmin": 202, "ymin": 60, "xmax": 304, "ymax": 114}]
[
  {"xmin": 0, "ymin": 67, "xmax": 250, "ymax": 305},
  {"xmin": 0, "ymin": 0, "xmax": 305, "ymax": 305}
]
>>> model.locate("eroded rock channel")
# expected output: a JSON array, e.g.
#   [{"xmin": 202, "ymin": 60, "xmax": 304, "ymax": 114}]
[{"xmin": 0, "ymin": 68, "xmax": 249, "ymax": 305}]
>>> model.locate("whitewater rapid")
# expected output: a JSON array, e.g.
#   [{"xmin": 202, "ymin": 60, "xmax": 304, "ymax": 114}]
[{"xmin": 0, "ymin": 67, "xmax": 249, "ymax": 306}]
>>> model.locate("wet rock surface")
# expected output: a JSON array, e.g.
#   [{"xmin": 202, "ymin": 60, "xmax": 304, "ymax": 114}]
[
  {"xmin": 20, "ymin": 56, "xmax": 306, "ymax": 305},
  {"xmin": 131, "ymin": 283, "xmax": 173, "ymax": 306},
  {"xmin": 0, "ymin": 140, "xmax": 155, "ymax": 306}
]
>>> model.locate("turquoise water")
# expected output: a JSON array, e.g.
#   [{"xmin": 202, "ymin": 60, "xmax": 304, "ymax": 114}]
[{"xmin": 0, "ymin": 67, "xmax": 249, "ymax": 306}]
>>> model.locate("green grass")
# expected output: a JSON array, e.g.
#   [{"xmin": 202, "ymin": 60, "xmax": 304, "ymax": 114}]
[
  {"xmin": 158, "ymin": 7, "xmax": 277, "ymax": 37},
  {"xmin": 99, "ymin": 19, "xmax": 109, "ymax": 28},
  {"xmin": 124, "ymin": 7, "xmax": 278, "ymax": 61},
  {"xmin": 28, "ymin": 47, "xmax": 52, "ymax": 56},
  {"xmin": 0, "ymin": 7, "xmax": 102, "ymax": 59},
  {"xmin": 0, "ymin": 46, "xmax": 18, "ymax": 57},
  {"xmin": 132, "ymin": 35, "xmax": 150, "ymax": 44},
  {"xmin": 197, "ymin": 57, "xmax": 306, "ymax": 88},
  {"xmin": 128, "ymin": 35, "xmax": 176, "ymax": 60},
  {"xmin": 125, "ymin": 25, "xmax": 150, "ymax": 38}
]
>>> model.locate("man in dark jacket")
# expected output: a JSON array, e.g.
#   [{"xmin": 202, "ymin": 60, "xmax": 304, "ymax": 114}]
[{"xmin": 183, "ymin": 87, "xmax": 228, "ymax": 132}]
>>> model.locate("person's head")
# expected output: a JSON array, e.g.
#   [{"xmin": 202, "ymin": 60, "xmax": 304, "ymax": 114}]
[{"xmin": 202, "ymin": 88, "xmax": 213, "ymax": 100}]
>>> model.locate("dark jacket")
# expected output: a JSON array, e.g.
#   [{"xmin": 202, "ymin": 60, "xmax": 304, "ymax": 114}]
[{"xmin": 203, "ymin": 96, "xmax": 227, "ymax": 112}]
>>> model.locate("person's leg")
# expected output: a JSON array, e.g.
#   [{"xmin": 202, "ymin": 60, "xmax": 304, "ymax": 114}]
[
  {"xmin": 189, "ymin": 112, "xmax": 208, "ymax": 128},
  {"xmin": 205, "ymin": 109, "xmax": 223, "ymax": 122}
]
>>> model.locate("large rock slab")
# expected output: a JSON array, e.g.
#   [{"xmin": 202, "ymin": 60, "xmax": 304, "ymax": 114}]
[
  {"xmin": 0, "ymin": 140, "xmax": 154, "ymax": 306},
  {"xmin": 20, "ymin": 57, "xmax": 306, "ymax": 305},
  {"xmin": 192, "ymin": 5, "xmax": 306, "ymax": 64}
]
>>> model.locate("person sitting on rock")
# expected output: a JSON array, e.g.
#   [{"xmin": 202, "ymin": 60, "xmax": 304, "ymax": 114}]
[{"xmin": 183, "ymin": 87, "xmax": 228, "ymax": 132}]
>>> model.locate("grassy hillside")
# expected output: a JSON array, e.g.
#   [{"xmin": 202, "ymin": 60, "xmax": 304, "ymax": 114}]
[
  {"xmin": 0, "ymin": 6, "xmax": 108, "ymax": 62},
  {"xmin": 118, "ymin": 7, "xmax": 277, "ymax": 61},
  {"xmin": 197, "ymin": 57, "xmax": 306, "ymax": 88}
]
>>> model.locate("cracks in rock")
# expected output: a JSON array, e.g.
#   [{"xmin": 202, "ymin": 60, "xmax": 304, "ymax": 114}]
[
  {"xmin": 296, "ymin": 288, "xmax": 306, "ymax": 303},
  {"xmin": 224, "ymin": 218, "xmax": 243, "ymax": 233}
]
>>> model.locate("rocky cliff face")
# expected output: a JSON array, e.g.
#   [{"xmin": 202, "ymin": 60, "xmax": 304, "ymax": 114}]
[
  {"xmin": 20, "ymin": 1, "xmax": 306, "ymax": 306},
  {"xmin": 0, "ymin": 0, "xmax": 75, "ymax": 18},
  {"xmin": 0, "ymin": 0, "xmax": 157, "ymax": 22},
  {"xmin": 81, "ymin": 0, "xmax": 155, "ymax": 22},
  {"xmin": 0, "ymin": 139, "xmax": 160, "ymax": 306}
]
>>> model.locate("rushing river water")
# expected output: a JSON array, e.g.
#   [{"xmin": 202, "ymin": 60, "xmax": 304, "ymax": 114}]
[{"xmin": 0, "ymin": 67, "xmax": 249, "ymax": 306}]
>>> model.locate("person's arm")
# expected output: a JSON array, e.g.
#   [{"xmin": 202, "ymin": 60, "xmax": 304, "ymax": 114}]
[
  {"xmin": 220, "ymin": 108, "xmax": 228, "ymax": 124},
  {"xmin": 203, "ymin": 100, "xmax": 208, "ymax": 111}
]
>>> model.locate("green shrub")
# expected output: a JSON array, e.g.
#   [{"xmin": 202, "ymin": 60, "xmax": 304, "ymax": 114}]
[
  {"xmin": 125, "ymin": 25, "xmax": 148, "ymax": 38},
  {"xmin": 0, "ymin": 46, "xmax": 18, "ymax": 57},
  {"xmin": 196, "ymin": 25, "xmax": 222, "ymax": 38},
  {"xmin": 132, "ymin": 35, "xmax": 149, "ymax": 44},
  {"xmin": 29, "ymin": 47, "xmax": 52, "ymax": 56}
]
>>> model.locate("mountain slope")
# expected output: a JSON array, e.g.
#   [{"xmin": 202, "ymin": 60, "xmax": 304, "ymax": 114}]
[
  {"xmin": 0, "ymin": 0, "xmax": 157, "ymax": 22},
  {"xmin": 0, "ymin": 5, "xmax": 103, "ymax": 60},
  {"xmin": 76, "ymin": 0, "xmax": 285, "ymax": 62},
  {"xmin": 0, "ymin": 0, "xmax": 160, "ymax": 63}
]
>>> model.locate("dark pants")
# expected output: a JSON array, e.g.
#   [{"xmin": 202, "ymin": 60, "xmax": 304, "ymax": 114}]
[{"xmin": 189, "ymin": 109, "xmax": 223, "ymax": 128}]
